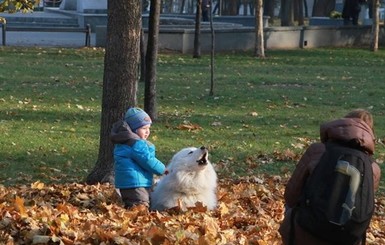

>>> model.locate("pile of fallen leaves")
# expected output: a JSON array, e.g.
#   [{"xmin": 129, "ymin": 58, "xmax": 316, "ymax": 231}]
[{"xmin": 0, "ymin": 176, "xmax": 384, "ymax": 244}]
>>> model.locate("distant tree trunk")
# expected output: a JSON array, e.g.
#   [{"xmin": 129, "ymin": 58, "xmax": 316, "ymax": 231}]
[
  {"xmin": 193, "ymin": 0, "xmax": 202, "ymax": 58},
  {"xmin": 281, "ymin": 0, "xmax": 294, "ymax": 26},
  {"xmin": 255, "ymin": 0, "xmax": 265, "ymax": 57},
  {"xmin": 86, "ymin": 0, "xmax": 141, "ymax": 185},
  {"xmin": 303, "ymin": 0, "xmax": 308, "ymax": 17},
  {"xmin": 297, "ymin": 0, "xmax": 304, "ymax": 25},
  {"xmin": 312, "ymin": 0, "xmax": 335, "ymax": 16},
  {"xmin": 222, "ymin": 0, "xmax": 238, "ymax": 15},
  {"xmin": 140, "ymin": 30, "xmax": 146, "ymax": 82},
  {"xmin": 144, "ymin": 0, "xmax": 160, "ymax": 120},
  {"xmin": 209, "ymin": 1, "xmax": 215, "ymax": 96},
  {"xmin": 263, "ymin": 0, "xmax": 275, "ymax": 19},
  {"xmin": 371, "ymin": 0, "xmax": 379, "ymax": 51}
]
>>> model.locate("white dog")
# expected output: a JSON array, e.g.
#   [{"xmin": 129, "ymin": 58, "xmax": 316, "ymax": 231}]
[{"xmin": 150, "ymin": 146, "xmax": 218, "ymax": 211}]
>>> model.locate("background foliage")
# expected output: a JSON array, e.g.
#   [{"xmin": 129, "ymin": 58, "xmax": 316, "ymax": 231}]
[{"xmin": 0, "ymin": 0, "xmax": 39, "ymax": 13}]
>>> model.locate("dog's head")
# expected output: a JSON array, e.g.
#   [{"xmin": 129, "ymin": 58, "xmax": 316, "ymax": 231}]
[{"xmin": 167, "ymin": 146, "xmax": 210, "ymax": 172}]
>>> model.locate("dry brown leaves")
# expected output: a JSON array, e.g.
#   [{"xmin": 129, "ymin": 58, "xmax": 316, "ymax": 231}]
[{"xmin": 0, "ymin": 176, "xmax": 384, "ymax": 244}]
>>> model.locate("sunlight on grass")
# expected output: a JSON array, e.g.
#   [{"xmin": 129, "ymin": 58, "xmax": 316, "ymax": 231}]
[{"xmin": 1, "ymin": 47, "xmax": 385, "ymax": 188}]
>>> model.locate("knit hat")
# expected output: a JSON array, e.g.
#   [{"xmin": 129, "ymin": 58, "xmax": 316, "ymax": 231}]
[{"xmin": 124, "ymin": 108, "xmax": 152, "ymax": 132}]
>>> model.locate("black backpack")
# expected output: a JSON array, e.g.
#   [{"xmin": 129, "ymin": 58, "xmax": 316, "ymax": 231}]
[{"xmin": 296, "ymin": 142, "xmax": 375, "ymax": 245}]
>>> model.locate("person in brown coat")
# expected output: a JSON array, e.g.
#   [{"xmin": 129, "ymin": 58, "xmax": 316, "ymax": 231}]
[{"xmin": 279, "ymin": 109, "xmax": 381, "ymax": 245}]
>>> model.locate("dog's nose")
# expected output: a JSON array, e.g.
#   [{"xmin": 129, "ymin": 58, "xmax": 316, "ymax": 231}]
[{"xmin": 200, "ymin": 146, "xmax": 206, "ymax": 150}]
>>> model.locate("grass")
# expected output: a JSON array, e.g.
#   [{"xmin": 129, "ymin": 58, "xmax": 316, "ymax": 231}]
[{"xmin": 0, "ymin": 47, "xmax": 384, "ymax": 191}]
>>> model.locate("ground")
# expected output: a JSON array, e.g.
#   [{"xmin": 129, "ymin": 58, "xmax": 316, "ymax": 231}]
[{"xmin": 0, "ymin": 176, "xmax": 384, "ymax": 244}]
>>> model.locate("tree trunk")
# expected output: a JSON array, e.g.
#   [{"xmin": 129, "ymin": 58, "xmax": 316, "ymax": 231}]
[
  {"xmin": 312, "ymin": 0, "xmax": 335, "ymax": 17},
  {"xmin": 86, "ymin": 0, "xmax": 141, "ymax": 185},
  {"xmin": 303, "ymin": 0, "xmax": 309, "ymax": 17},
  {"xmin": 371, "ymin": 0, "xmax": 379, "ymax": 52},
  {"xmin": 193, "ymin": 0, "xmax": 202, "ymax": 58},
  {"xmin": 222, "ymin": 0, "xmax": 239, "ymax": 15},
  {"xmin": 209, "ymin": 0, "xmax": 215, "ymax": 96},
  {"xmin": 140, "ymin": 29, "xmax": 146, "ymax": 82},
  {"xmin": 255, "ymin": 0, "xmax": 265, "ymax": 58},
  {"xmin": 297, "ymin": 0, "xmax": 304, "ymax": 25},
  {"xmin": 263, "ymin": 0, "xmax": 275, "ymax": 19},
  {"xmin": 144, "ymin": 0, "xmax": 160, "ymax": 120},
  {"xmin": 281, "ymin": 0, "xmax": 294, "ymax": 26}
]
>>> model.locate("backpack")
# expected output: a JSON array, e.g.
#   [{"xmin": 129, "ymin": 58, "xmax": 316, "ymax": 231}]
[{"xmin": 296, "ymin": 142, "xmax": 375, "ymax": 245}]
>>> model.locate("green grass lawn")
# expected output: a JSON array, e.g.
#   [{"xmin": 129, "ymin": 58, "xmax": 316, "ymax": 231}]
[{"xmin": 0, "ymin": 47, "xmax": 384, "ymax": 191}]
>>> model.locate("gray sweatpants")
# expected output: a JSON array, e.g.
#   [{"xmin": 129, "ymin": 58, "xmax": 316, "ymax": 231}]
[{"xmin": 117, "ymin": 187, "xmax": 150, "ymax": 209}]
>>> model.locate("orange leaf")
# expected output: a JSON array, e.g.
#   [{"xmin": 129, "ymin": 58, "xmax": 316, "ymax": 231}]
[
  {"xmin": 14, "ymin": 196, "xmax": 27, "ymax": 217},
  {"xmin": 31, "ymin": 181, "xmax": 45, "ymax": 190},
  {"xmin": 177, "ymin": 123, "xmax": 202, "ymax": 131}
]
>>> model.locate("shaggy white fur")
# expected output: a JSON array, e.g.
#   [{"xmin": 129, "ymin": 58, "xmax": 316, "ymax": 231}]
[{"xmin": 150, "ymin": 146, "xmax": 218, "ymax": 211}]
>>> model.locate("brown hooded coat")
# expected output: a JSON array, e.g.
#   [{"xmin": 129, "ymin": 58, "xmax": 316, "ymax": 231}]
[{"xmin": 279, "ymin": 118, "xmax": 381, "ymax": 245}]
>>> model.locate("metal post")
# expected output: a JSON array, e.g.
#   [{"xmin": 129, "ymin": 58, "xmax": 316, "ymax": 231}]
[
  {"xmin": 0, "ymin": 17, "xmax": 6, "ymax": 46},
  {"xmin": 85, "ymin": 24, "xmax": 91, "ymax": 47}
]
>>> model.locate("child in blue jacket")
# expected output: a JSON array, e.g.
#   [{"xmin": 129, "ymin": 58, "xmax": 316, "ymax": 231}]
[{"xmin": 110, "ymin": 107, "xmax": 166, "ymax": 208}]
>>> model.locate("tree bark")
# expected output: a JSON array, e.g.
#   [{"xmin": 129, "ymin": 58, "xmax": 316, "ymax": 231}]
[
  {"xmin": 140, "ymin": 29, "xmax": 146, "ymax": 82},
  {"xmin": 371, "ymin": 0, "xmax": 379, "ymax": 52},
  {"xmin": 144, "ymin": 0, "xmax": 161, "ymax": 120},
  {"xmin": 209, "ymin": 0, "xmax": 215, "ymax": 96},
  {"xmin": 312, "ymin": 0, "xmax": 335, "ymax": 17},
  {"xmin": 193, "ymin": 0, "xmax": 202, "ymax": 58},
  {"xmin": 263, "ymin": 0, "xmax": 275, "ymax": 19},
  {"xmin": 303, "ymin": 0, "xmax": 309, "ymax": 17},
  {"xmin": 297, "ymin": 0, "xmax": 304, "ymax": 25},
  {"xmin": 281, "ymin": 0, "xmax": 294, "ymax": 26},
  {"xmin": 86, "ymin": 0, "xmax": 141, "ymax": 185},
  {"xmin": 222, "ymin": 0, "xmax": 239, "ymax": 15},
  {"xmin": 255, "ymin": 0, "xmax": 265, "ymax": 58}
]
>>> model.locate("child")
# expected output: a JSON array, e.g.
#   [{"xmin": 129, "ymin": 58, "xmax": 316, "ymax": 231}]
[{"xmin": 110, "ymin": 107, "xmax": 166, "ymax": 208}]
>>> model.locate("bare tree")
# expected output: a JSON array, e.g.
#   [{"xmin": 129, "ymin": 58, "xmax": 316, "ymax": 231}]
[
  {"xmin": 371, "ymin": 0, "xmax": 380, "ymax": 51},
  {"xmin": 86, "ymin": 0, "xmax": 141, "ymax": 184},
  {"xmin": 140, "ymin": 30, "xmax": 146, "ymax": 82},
  {"xmin": 221, "ymin": 0, "xmax": 239, "ymax": 15},
  {"xmin": 255, "ymin": 0, "xmax": 265, "ymax": 57},
  {"xmin": 144, "ymin": 0, "xmax": 161, "ymax": 120},
  {"xmin": 281, "ymin": 0, "xmax": 294, "ymax": 26},
  {"xmin": 312, "ymin": 0, "xmax": 335, "ymax": 16},
  {"xmin": 263, "ymin": 0, "xmax": 275, "ymax": 19},
  {"xmin": 296, "ymin": 0, "xmax": 304, "ymax": 25},
  {"xmin": 209, "ymin": 0, "xmax": 215, "ymax": 96},
  {"xmin": 193, "ymin": 0, "xmax": 203, "ymax": 58},
  {"xmin": 303, "ymin": 0, "xmax": 309, "ymax": 17}
]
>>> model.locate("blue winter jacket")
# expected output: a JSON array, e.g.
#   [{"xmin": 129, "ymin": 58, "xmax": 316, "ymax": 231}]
[{"xmin": 110, "ymin": 120, "xmax": 165, "ymax": 189}]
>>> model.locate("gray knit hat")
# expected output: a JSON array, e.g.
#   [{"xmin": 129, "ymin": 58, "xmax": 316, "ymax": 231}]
[{"xmin": 124, "ymin": 108, "xmax": 152, "ymax": 132}]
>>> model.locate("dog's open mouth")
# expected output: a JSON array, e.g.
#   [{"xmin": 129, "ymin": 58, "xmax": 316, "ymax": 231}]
[{"xmin": 197, "ymin": 151, "xmax": 208, "ymax": 165}]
